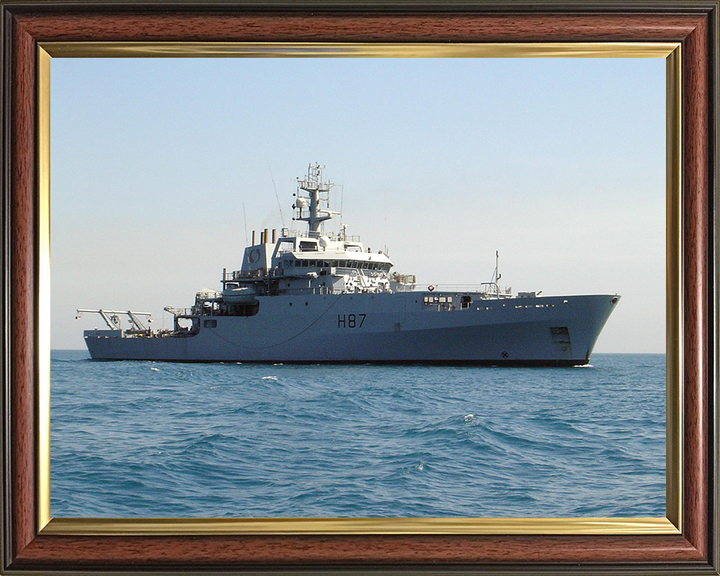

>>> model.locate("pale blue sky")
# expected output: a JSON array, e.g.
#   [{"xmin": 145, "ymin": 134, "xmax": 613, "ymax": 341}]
[{"xmin": 51, "ymin": 57, "xmax": 665, "ymax": 352}]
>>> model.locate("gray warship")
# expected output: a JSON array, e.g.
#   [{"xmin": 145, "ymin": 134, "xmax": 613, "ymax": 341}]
[{"xmin": 78, "ymin": 163, "xmax": 620, "ymax": 365}]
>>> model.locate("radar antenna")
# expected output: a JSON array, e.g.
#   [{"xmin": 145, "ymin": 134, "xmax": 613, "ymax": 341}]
[{"xmin": 293, "ymin": 163, "xmax": 340, "ymax": 234}]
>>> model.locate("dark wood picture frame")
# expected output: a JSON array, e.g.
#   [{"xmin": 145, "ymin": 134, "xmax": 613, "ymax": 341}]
[{"xmin": 1, "ymin": 1, "xmax": 718, "ymax": 574}]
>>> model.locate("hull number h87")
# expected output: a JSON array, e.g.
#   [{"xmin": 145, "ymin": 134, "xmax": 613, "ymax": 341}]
[{"xmin": 338, "ymin": 314, "xmax": 366, "ymax": 328}]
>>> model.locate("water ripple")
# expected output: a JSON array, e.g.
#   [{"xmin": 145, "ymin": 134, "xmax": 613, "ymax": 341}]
[{"xmin": 51, "ymin": 351, "xmax": 665, "ymax": 518}]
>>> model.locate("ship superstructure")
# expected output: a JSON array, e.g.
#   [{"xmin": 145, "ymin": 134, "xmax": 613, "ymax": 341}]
[{"xmin": 78, "ymin": 163, "xmax": 620, "ymax": 365}]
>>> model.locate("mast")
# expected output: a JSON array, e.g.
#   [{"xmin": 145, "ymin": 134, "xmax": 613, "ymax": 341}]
[
  {"xmin": 490, "ymin": 250, "xmax": 501, "ymax": 296},
  {"xmin": 293, "ymin": 163, "xmax": 338, "ymax": 234},
  {"xmin": 492, "ymin": 250, "xmax": 501, "ymax": 284}
]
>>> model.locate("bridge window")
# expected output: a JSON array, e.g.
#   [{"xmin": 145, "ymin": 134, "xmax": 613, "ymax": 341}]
[{"xmin": 299, "ymin": 241, "xmax": 318, "ymax": 251}]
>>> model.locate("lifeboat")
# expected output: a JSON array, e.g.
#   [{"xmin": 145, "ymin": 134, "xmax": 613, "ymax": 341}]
[{"xmin": 222, "ymin": 285, "xmax": 257, "ymax": 304}]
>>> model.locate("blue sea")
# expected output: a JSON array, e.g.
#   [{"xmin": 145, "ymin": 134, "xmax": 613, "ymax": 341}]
[{"xmin": 50, "ymin": 351, "xmax": 665, "ymax": 518}]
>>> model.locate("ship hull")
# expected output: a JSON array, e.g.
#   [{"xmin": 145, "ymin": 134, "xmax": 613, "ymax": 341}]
[{"xmin": 83, "ymin": 293, "xmax": 619, "ymax": 365}]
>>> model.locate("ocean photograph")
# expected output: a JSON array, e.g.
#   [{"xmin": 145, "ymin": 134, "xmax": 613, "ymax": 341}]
[
  {"xmin": 51, "ymin": 352, "xmax": 665, "ymax": 518},
  {"xmin": 49, "ymin": 57, "xmax": 666, "ymax": 519}
]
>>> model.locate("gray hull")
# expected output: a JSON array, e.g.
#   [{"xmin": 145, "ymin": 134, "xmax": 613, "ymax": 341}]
[{"xmin": 84, "ymin": 293, "xmax": 619, "ymax": 365}]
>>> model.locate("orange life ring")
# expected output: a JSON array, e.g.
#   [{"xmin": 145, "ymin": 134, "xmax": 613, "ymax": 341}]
[{"xmin": 428, "ymin": 285, "xmax": 435, "ymax": 292}]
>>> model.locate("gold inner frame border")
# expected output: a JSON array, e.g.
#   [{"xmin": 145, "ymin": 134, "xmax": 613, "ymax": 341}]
[{"xmin": 36, "ymin": 41, "xmax": 682, "ymax": 537}]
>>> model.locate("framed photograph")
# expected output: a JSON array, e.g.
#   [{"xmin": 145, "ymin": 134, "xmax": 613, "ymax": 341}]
[{"xmin": 1, "ymin": 1, "xmax": 717, "ymax": 574}]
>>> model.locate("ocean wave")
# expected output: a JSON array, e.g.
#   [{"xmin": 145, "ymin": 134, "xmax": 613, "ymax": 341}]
[{"xmin": 50, "ymin": 352, "xmax": 666, "ymax": 518}]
